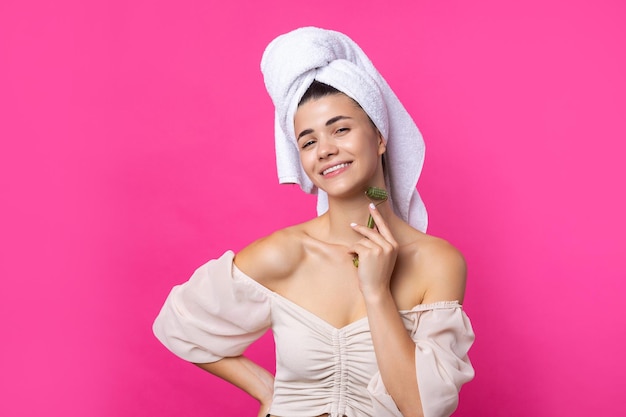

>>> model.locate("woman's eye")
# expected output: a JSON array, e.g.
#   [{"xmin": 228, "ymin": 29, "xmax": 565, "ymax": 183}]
[
  {"xmin": 302, "ymin": 140, "xmax": 315, "ymax": 149},
  {"xmin": 336, "ymin": 127, "xmax": 349, "ymax": 134}
]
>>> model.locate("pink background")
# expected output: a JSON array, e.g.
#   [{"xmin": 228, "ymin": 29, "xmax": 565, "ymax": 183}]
[{"xmin": 1, "ymin": 0, "xmax": 625, "ymax": 416}]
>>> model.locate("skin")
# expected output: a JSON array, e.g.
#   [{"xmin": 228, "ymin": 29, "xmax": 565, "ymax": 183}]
[{"xmin": 195, "ymin": 93, "xmax": 467, "ymax": 417}]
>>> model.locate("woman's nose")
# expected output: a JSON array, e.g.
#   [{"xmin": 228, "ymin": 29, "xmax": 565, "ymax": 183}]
[{"xmin": 317, "ymin": 136, "xmax": 338, "ymax": 159}]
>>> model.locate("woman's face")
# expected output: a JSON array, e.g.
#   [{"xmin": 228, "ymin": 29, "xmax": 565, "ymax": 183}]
[{"xmin": 294, "ymin": 93, "xmax": 386, "ymax": 197}]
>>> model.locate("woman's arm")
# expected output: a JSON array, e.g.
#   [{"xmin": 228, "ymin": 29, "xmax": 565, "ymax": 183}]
[
  {"xmin": 350, "ymin": 204, "xmax": 467, "ymax": 417},
  {"xmin": 195, "ymin": 356, "xmax": 274, "ymax": 417},
  {"xmin": 152, "ymin": 250, "xmax": 278, "ymax": 415},
  {"xmin": 198, "ymin": 234, "xmax": 295, "ymax": 416}
]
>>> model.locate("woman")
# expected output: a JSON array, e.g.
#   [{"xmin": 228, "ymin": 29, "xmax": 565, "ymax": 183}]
[{"xmin": 154, "ymin": 27, "xmax": 474, "ymax": 417}]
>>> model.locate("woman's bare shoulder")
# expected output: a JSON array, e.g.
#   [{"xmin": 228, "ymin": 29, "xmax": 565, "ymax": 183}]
[
  {"xmin": 403, "ymin": 232, "xmax": 467, "ymax": 304},
  {"xmin": 233, "ymin": 224, "xmax": 307, "ymax": 287}
]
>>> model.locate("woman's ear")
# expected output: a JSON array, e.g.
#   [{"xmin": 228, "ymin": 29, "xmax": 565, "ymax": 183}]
[{"xmin": 377, "ymin": 131, "xmax": 386, "ymax": 156}]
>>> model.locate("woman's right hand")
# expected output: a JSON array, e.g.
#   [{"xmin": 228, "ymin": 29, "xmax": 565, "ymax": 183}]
[
  {"xmin": 194, "ymin": 356, "xmax": 273, "ymax": 415},
  {"xmin": 257, "ymin": 402, "xmax": 272, "ymax": 417},
  {"xmin": 255, "ymin": 368, "xmax": 273, "ymax": 417}
]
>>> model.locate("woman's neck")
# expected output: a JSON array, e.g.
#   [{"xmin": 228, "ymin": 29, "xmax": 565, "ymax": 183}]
[{"xmin": 316, "ymin": 192, "xmax": 397, "ymax": 246}]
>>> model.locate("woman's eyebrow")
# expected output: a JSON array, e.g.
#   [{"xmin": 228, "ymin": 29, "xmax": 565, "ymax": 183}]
[
  {"xmin": 297, "ymin": 128, "xmax": 314, "ymax": 140},
  {"xmin": 297, "ymin": 115, "xmax": 353, "ymax": 140},
  {"xmin": 326, "ymin": 115, "xmax": 352, "ymax": 126}
]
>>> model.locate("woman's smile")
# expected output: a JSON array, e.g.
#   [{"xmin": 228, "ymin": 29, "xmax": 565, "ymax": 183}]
[{"xmin": 321, "ymin": 162, "xmax": 352, "ymax": 176}]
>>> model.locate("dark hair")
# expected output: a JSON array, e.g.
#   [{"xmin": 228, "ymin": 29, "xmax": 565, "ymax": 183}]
[
  {"xmin": 298, "ymin": 81, "xmax": 342, "ymax": 106},
  {"xmin": 299, "ymin": 80, "xmax": 380, "ymax": 130},
  {"xmin": 298, "ymin": 81, "xmax": 370, "ymax": 121}
]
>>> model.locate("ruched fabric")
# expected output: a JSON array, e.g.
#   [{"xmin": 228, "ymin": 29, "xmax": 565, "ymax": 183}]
[{"xmin": 153, "ymin": 251, "xmax": 474, "ymax": 417}]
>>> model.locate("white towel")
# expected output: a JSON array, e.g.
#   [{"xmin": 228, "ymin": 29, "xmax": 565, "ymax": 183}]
[{"xmin": 261, "ymin": 27, "xmax": 428, "ymax": 232}]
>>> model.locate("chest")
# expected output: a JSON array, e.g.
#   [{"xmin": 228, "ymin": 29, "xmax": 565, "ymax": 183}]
[
  {"xmin": 269, "ymin": 249, "xmax": 423, "ymax": 329},
  {"xmin": 276, "ymin": 252, "xmax": 366, "ymax": 328}
]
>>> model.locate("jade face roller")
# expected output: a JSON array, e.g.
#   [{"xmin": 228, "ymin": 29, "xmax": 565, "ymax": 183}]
[
  {"xmin": 364, "ymin": 186, "xmax": 388, "ymax": 228},
  {"xmin": 353, "ymin": 187, "xmax": 388, "ymax": 267}
]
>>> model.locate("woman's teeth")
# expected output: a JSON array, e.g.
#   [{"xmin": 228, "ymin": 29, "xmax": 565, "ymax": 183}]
[{"xmin": 323, "ymin": 163, "xmax": 350, "ymax": 175}]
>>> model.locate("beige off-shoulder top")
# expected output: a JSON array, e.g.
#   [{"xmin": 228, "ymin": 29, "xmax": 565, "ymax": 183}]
[{"xmin": 153, "ymin": 251, "xmax": 474, "ymax": 417}]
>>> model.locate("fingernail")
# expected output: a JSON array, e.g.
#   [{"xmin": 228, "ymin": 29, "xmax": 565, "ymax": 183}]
[
  {"xmin": 369, "ymin": 203, "xmax": 376, "ymax": 209},
  {"xmin": 350, "ymin": 222, "xmax": 357, "ymax": 227}
]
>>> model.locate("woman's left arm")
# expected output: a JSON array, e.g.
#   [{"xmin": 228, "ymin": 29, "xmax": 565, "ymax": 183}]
[{"xmin": 350, "ymin": 204, "xmax": 467, "ymax": 417}]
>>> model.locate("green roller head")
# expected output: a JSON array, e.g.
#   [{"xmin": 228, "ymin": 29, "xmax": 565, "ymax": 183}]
[
  {"xmin": 355, "ymin": 187, "xmax": 389, "ymax": 266},
  {"xmin": 364, "ymin": 187, "xmax": 388, "ymax": 229},
  {"xmin": 365, "ymin": 187, "xmax": 388, "ymax": 201}
]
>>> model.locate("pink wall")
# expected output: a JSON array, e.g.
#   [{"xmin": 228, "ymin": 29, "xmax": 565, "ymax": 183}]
[{"xmin": 1, "ymin": 1, "xmax": 624, "ymax": 416}]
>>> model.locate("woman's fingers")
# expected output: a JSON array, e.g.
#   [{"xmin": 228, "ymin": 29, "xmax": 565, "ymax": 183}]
[
  {"xmin": 366, "ymin": 203, "xmax": 396, "ymax": 243},
  {"xmin": 350, "ymin": 224, "xmax": 390, "ymax": 251},
  {"xmin": 351, "ymin": 204, "xmax": 398, "ymax": 248}
]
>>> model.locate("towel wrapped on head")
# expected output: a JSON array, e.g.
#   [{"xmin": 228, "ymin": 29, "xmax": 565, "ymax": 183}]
[{"xmin": 261, "ymin": 27, "xmax": 428, "ymax": 232}]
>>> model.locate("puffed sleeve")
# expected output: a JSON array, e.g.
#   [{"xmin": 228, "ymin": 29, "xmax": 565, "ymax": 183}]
[
  {"xmin": 367, "ymin": 301, "xmax": 475, "ymax": 417},
  {"xmin": 153, "ymin": 250, "xmax": 271, "ymax": 363}
]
